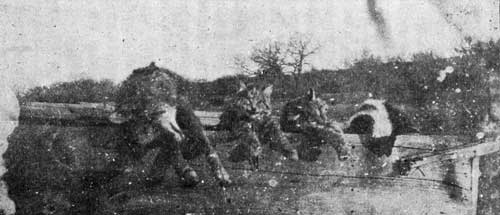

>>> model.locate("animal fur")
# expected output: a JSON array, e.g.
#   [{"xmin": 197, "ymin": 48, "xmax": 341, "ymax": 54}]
[
  {"xmin": 108, "ymin": 62, "xmax": 231, "ymax": 187},
  {"xmin": 344, "ymin": 99, "xmax": 419, "ymax": 156},
  {"xmin": 218, "ymin": 82, "xmax": 298, "ymax": 169},
  {"xmin": 280, "ymin": 88, "xmax": 349, "ymax": 161}
]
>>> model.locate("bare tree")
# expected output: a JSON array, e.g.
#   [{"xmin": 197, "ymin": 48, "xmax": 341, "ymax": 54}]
[
  {"xmin": 233, "ymin": 55, "xmax": 255, "ymax": 76},
  {"xmin": 233, "ymin": 35, "xmax": 320, "ymax": 85},
  {"xmin": 285, "ymin": 34, "xmax": 321, "ymax": 89},
  {"xmin": 250, "ymin": 41, "xmax": 287, "ymax": 78},
  {"xmin": 233, "ymin": 41, "xmax": 287, "ymax": 79}
]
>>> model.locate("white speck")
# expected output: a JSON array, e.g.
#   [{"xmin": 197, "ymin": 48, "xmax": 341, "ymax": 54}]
[
  {"xmin": 364, "ymin": 173, "xmax": 369, "ymax": 176},
  {"xmin": 455, "ymin": 88, "xmax": 461, "ymax": 93},
  {"xmin": 243, "ymin": 170, "xmax": 250, "ymax": 178},
  {"xmin": 368, "ymin": 93, "xmax": 373, "ymax": 98},
  {"xmin": 275, "ymin": 162, "xmax": 282, "ymax": 166},
  {"xmin": 437, "ymin": 66, "xmax": 454, "ymax": 82},
  {"xmin": 268, "ymin": 179, "xmax": 278, "ymax": 187},
  {"xmin": 423, "ymin": 86, "xmax": 428, "ymax": 90},
  {"xmin": 437, "ymin": 76, "xmax": 445, "ymax": 82},
  {"xmin": 476, "ymin": 132, "xmax": 485, "ymax": 140}
]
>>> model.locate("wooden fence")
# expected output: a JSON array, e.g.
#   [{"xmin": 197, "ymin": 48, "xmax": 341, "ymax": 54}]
[{"xmin": 9, "ymin": 102, "xmax": 500, "ymax": 214}]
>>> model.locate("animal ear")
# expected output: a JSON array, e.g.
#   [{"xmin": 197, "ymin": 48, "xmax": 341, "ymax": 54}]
[
  {"xmin": 238, "ymin": 81, "xmax": 247, "ymax": 92},
  {"xmin": 262, "ymin": 85, "xmax": 273, "ymax": 97},
  {"xmin": 108, "ymin": 112, "xmax": 130, "ymax": 124},
  {"xmin": 307, "ymin": 88, "xmax": 316, "ymax": 101}
]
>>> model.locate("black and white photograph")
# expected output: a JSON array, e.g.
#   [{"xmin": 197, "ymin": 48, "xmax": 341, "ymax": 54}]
[{"xmin": 1, "ymin": 0, "xmax": 500, "ymax": 214}]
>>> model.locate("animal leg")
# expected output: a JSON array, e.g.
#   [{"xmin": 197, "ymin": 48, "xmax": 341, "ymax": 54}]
[
  {"xmin": 260, "ymin": 118, "xmax": 299, "ymax": 161},
  {"xmin": 168, "ymin": 140, "xmax": 199, "ymax": 187},
  {"xmin": 206, "ymin": 145, "xmax": 232, "ymax": 186},
  {"xmin": 304, "ymin": 124, "xmax": 350, "ymax": 161},
  {"xmin": 228, "ymin": 122, "xmax": 262, "ymax": 170},
  {"xmin": 175, "ymin": 104, "xmax": 231, "ymax": 186}
]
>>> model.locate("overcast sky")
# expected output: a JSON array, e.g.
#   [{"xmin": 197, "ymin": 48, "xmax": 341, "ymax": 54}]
[{"xmin": 1, "ymin": 0, "xmax": 499, "ymax": 91}]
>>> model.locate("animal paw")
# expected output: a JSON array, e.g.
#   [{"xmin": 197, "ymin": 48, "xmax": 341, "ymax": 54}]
[
  {"xmin": 207, "ymin": 153, "xmax": 232, "ymax": 186},
  {"xmin": 288, "ymin": 149, "xmax": 299, "ymax": 161},
  {"xmin": 337, "ymin": 148, "xmax": 350, "ymax": 161},
  {"xmin": 217, "ymin": 173, "xmax": 232, "ymax": 187},
  {"xmin": 180, "ymin": 167, "xmax": 200, "ymax": 187}
]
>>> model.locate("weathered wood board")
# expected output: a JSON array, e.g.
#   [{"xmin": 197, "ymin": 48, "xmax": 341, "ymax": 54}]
[{"xmin": 19, "ymin": 102, "xmax": 223, "ymax": 126}]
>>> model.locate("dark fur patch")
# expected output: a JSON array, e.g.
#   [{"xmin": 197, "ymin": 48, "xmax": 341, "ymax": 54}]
[
  {"xmin": 280, "ymin": 91, "xmax": 329, "ymax": 133},
  {"xmin": 114, "ymin": 62, "xmax": 178, "ymax": 122},
  {"xmin": 344, "ymin": 114, "xmax": 375, "ymax": 134}
]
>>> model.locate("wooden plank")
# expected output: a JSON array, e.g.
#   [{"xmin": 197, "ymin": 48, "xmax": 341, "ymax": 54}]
[
  {"xmin": 19, "ymin": 102, "xmax": 222, "ymax": 126},
  {"xmin": 404, "ymin": 139, "xmax": 500, "ymax": 168},
  {"xmin": 19, "ymin": 102, "xmax": 116, "ymax": 125}
]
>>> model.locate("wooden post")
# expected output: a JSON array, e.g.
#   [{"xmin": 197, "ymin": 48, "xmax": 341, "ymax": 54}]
[
  {"xmin": 471, "ymin": 156, "xmax": 480, "ymax": 215},
  {"xmin": 485, "ymin": 70, "xmax": 500, "ymax": 130}
]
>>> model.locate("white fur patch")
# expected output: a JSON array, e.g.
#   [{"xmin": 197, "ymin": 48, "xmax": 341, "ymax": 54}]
[
  {"xmin": 158, "ymin": 103, "xmax": 184, "ymax": 142},
  {"xmin": 348, "ymin": 99, "xmax": 392, "ymax": 138},
  {"xmin": 288, "ymin": 114, "xmax": 301, "ymax": 121}
]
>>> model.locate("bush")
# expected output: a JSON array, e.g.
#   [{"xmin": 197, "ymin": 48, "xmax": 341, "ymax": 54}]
[{"xmin": 19, "ymin": 79, "xmax": 118, "ymax": 104}]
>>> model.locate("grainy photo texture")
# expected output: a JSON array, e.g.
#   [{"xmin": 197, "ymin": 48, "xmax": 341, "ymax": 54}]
[{"xmin": 1, "ymin": 0, "xmax": 500, "ymax": 214}]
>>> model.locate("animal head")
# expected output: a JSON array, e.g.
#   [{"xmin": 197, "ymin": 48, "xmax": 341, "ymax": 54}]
[
  {"xmin": 345, "ymin": 99, "xmax": 419, "ymax": 136},
  {"xmin": 113, "ymin": 62, "xmax": 178, "ymax": 121},
  {"xmin": 344, "ymin": 99, "xmax": 419, "ymax": 156},
  {"xmin": 109, "ymin": 62, "xmax": 183, "ymax": 145},
  {"xmin": 346, "ymin": 99, "xmax": 393, "ymax": 138},
  {"xmin": 281, "ymin": 88, "xmax": 329, "ymax": 130},
  {"xmin": 300, "ymin": 88, "xmax": 329, "ymax": 125},
  {"xmin": 233, "ymin": 81, "xmax": 273, "ymax": 120}
]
